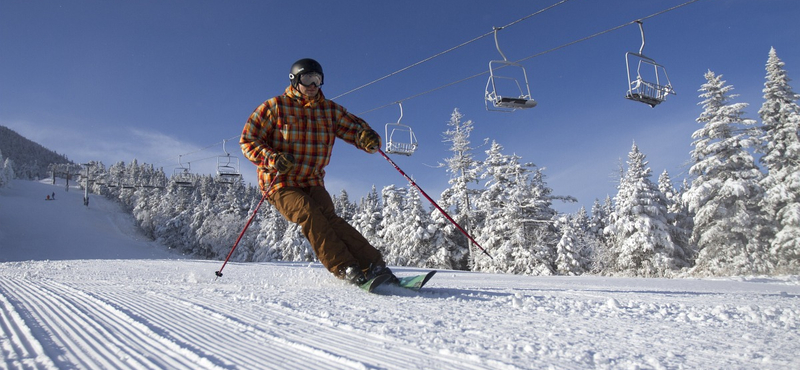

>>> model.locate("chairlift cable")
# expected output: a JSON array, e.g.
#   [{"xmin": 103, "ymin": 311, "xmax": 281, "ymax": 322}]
[
  {"xmin": 331, "ymin": 0, "xmax": 573, "ymax": 101},
  {"xmin": 357, "ymin": 0, "xmax": 704, "ymax": 116},
  {"xmin": 151, "ymin": 134, "xmax": 239, "ymax": 167},
  {"xmin": 517, "ymin": 0, "xmax": 702, "ymax": 65}
]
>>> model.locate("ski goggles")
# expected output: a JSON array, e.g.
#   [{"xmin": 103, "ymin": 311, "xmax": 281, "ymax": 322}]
[{"xmin": 299, "ymin": 72, "xmax": 323, "ymax": 87}]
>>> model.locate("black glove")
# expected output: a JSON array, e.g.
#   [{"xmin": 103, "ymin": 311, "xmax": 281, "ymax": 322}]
[
  {"xmin": 269, "ymin": 152, "xmax": 295, "ymax": 174},
  {"xmin": 358, "ymin": 129, "xmax": 381, "ymax": 154}
]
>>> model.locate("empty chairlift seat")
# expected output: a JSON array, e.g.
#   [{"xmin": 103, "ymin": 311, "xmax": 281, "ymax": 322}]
[
  {"xmin": 624, "ymin": 21, "xmax": 675, "ymax": 108},
  {"xmin": 485, "ymin": 27, "xmax": 537, "ymax": 112},
  {"xmin": 384, "ymin": 103, "xmax": 418, "ymax": 156}
]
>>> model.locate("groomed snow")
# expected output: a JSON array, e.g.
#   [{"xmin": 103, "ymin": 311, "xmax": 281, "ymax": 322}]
[{"xmin": 1, "ymin": 179, "xmax": 799, "ymax": 369}]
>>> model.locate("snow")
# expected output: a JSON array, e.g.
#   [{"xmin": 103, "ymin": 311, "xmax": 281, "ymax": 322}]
[{"xmin": 2, "ymin": 180, "xmax": 799, "ymax": 370}]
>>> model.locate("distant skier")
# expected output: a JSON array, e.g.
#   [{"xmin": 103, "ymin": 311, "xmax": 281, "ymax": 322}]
[{"xmin": 240, "ymin": 58, "xmax": 396, "ymax": 286}]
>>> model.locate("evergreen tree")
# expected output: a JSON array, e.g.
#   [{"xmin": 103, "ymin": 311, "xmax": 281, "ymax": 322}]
[
  {"xmin": 392, "ymin": 186, "xmax": 436, "ymax": 267},
  {"xmin": 684, "ymin": 71, "xmax": 771, "ymax": 276},
  {"xmin": 605, "ymin": 143, "xmax": 688, "ymax": 277},
  {"xmin": 378, "ymin": 184, "xmax": 407, "ymax": 263},
  {"xmin": 153, "ymin": 184, "xmax": 196, "ymax": 254},
  {"xmin": 473, "ymin": 141, "xmax": 555, "ymax": 275},
  {"xmin": 758, "ymin": 48, "xmax": 800, "ymax": 273},
  {"xmin": 589, "ymin": 197, "xmax": 612, "ymax": 272},
  {"xmin": 659, "ymin": 170, "xmax": 694, "ymax": 266},
  {"xmin": 436, "ymin": 108, "xmax": 481, "ymax": 270},
  {"xmin": 0, "ymin": 151, "xmax": 14, "ymax": 188},
  {"xmin": 254, "ymin": 203, "xmax": 288, "ymax": 262},
  {"xmin": 333, "ymin": 189, "xmax": 357, "ymax": 223},
  {"xmin": 279, "ymin": 223, "xmax": 315, "ymax": 262},
  {"xmin": 555, "ymin": 210, "xmax": 596, "ymax": 276},
  {"xmin": 575, "ymin": 206, "xmax": 600, "ymax": 273},
  {"xmin": 351, "ymin": 185, "xmax": 382, "ymax": 248}
]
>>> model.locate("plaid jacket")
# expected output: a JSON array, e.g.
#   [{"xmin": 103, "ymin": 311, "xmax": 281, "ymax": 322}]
[{"xmin": 240, "ymin": 86, "xmax": 375, "ymax": 195}]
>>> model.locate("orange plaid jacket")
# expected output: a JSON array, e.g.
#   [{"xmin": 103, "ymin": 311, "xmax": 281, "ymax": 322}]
[{"xmin": 240, "ymin": 86, "xmax": 375, "ymax": 196}]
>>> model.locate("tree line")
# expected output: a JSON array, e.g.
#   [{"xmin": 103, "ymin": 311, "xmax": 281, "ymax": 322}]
[{"xmin": 68, "ymin": 48, "xmax": 799, "ymax": 277}]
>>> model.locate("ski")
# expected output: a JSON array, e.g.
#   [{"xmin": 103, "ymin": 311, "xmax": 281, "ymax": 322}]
[
  {"xmin": 395, "ymin": 271, "xmax": 437, "ymax": 291},
  {"xmin": 358, "ymin": 273, "xmax": 393, "ymax": 293}
]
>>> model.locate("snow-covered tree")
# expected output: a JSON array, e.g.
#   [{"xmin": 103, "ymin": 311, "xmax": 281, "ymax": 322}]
[
  {"xmin": 0, "ymin": 150, "xmax": 15, "ymax": 188},
  {"xmin": 279, "ymin": 223, "xmax": 315, "ymax": 262},
  {"xmin": 435, "ymin": 108, "xmax": 481, "ymax": 270},
  {"xmin": 555, "ymin": 207, "xmax": 597, "ymax": 275},
  {"xmin": 333, "ymin": 189, "xmax": 357, "ymax": 223},
  {"xmin": 386, "ymin": 186, "xmax": 436, "ymax": 267},
  {"xmin": 351, "ymin": 185, "xmax": 382, "ymax": 248},
  {"xmin": 758, "ymin": 48, "xmax": 800, "ymax": 273},
  {"xmin": 254, "ymin": 201, "xmax": 288, "ymax": 262},
  {"xmin": 659, "ymin": 170, "xmax": 694, "ymax": 266},
  {"xmin": 378, "ymin": 184, "xmax": 408, "ymax": 264},
  {"xmin": 684, "ymin": 71, "xmax": 771, "ymax": 276},
  {"xmin": 589, "ymin": 197, "xmax": 612, "ymax": 272},
  {"xmin": 605, "ymin": 143, "xmax": 689, "ymax": 277},
  {"xmin": 473, "ymin": 141, "xmax": 555, "ymax": 275}
]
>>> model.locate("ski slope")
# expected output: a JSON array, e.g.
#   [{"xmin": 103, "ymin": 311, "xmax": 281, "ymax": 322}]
[{"xmin": 1, "ymin": 179, "xmax": 799, "ymax": 370}]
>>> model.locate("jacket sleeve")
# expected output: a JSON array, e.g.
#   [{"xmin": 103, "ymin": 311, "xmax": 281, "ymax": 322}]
[
  {"xmin": 334, "ymin": 105, "xmax": 379, "ymax": 152},
  {"xmin": 240, "ymin": 101, "xmax": 277, "ymax": 168}
]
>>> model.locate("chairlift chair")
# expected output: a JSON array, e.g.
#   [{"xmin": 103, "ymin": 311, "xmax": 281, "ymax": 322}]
[
  {"xmin": 172, "ymin": 156, "xmax": 194, "ymax": 187},
  {"xmin": 485, "ymin": 27, "xmax": 537, "ymax": 112},
  {"xmin": 625, "ymin": 21, "xmax": 675, "ymax": 108},
  {"xmin": 216, "ymin": 156, "xmax": 241, "ymax": 183},
  {"xmin": 384, "ymin": 103, "xmax": 418, "ymax": 156},
  {"xmin": 216, "ymin": 140, "xmax": 242, "ymax": 183}
]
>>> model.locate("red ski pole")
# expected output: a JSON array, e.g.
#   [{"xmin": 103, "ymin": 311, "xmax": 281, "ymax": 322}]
[
  {"xmin": 377, "ymin": 149, "xmax": 492, "ymax": 259},
  {"xmin": 215, "ymin": 175, "xmax": 278, "ymax": 279}
]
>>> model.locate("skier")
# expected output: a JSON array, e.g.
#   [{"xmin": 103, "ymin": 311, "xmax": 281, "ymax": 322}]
[{"xmin": 240, "ymin": 58, "xmax": 396, "ymax": 286}]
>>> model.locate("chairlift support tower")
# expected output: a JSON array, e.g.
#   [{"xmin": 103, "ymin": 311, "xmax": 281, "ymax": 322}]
[
  {"xmin": 485, "ymin": 27, "xmax": 537, "ymax": 112},
  {"xmin": 384, "ymin": 103, "xmax": 418, "ymax": 156},
  {"xmin": 625, "ymin": 20, "xmax": 676, "ymax": 107}
]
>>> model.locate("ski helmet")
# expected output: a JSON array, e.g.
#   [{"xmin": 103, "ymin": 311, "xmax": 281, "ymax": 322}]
[{"xmin": 289, "ymin": 58, "xmax": 324, "ymax": 88}]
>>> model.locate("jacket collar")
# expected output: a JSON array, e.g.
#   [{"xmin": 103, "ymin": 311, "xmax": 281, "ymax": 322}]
[{"xmin": 285, "ymin": 86, "xmax": 325, "ymax": 107}]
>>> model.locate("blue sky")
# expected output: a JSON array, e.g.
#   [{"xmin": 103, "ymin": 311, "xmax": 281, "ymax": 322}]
[{"xmin": 2, "ymin": 0, "xmax": 798, "ymax": 214}]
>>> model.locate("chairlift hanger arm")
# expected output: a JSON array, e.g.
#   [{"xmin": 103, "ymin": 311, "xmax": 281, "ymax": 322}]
[
  {"xmin": 635, "ymin": 20, "xmax": 645, "ymax": 55},
  {"xmin": 493, "ymin": 27, "xmax": 508, "ymax": 62},
  {"xmin": 396, "ymin": 102, "xmax": 404, "ymax": 124}
]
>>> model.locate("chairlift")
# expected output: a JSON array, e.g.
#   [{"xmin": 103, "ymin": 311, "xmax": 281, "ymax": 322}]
[
  {"xmin": 216, "ymin": 139, "xmax": 242, "ymax": 183},
  {"xmin": 172, "ymin": 155, "xmax": 194, "ymax": 187},
  {"xmin": 485, "ymin": 27, "xmax": 537, "ymax": 112},
  {"xmin": 384, "ymin": 103, "xmax": 418, "ymax": 156},
  {"xmin": 625, "ymin": 21, "xmax": 675, "ymax": 108}
]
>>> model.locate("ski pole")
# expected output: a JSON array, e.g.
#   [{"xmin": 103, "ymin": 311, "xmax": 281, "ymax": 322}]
[
  {"xmin": 215, "ymin": 175, "xmax": 278, "ymax": 279},
  {"xmin": 377, "ymin": 149, "xmax": 492, "ymax": 259}
]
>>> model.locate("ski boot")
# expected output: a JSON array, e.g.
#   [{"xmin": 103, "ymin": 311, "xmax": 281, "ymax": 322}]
[
  {"xmin": 341, "ymin": 264, "xmax": 368, "ymax": 286},
  {"xmin": 366, "ymin": 262, "xmax": 399, "ymax": 285}
]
